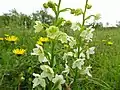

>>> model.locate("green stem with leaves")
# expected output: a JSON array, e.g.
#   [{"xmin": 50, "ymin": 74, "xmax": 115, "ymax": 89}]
[
  {"xmin": 56, "ymin": 0, "xmax": 61, "ymax": 20},
  {"xmin": 51, "ymin": 40, "xmax": 55, "ymax": 67},
  {"xmin": 50, "ymin": 0, "xmax": 62, "ymax": 67},
  {"xmin": 50, "ymin": 0, "xmax": 61, "ymax": 67},
  {"xmin": 82, "ymin": 0, "xmax": 88, "ymax": 26},
  {"xmin": 73, "ymin": 0, "xmax": 89, "ymax": 89},
  {"xmin": 49, "ymin": 0, "xmax": 62, "ymax": 89},
  {"xmin": 54, "ymin": 0, "xmax": 61, "ymax": 25}
]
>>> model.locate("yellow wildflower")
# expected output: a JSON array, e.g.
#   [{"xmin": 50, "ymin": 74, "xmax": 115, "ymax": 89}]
[
  {"xmin": 107, "ymin": 41, "xmax": 113, "ymax": 45},
  {"xmin": 5, "ymin": 36, "xmax": 18, "ymax": 42},
  {"xmin": 37, "ymin": 37, "xmax": 49, "ymax": 45},
  {"xmin": 64, "ymin": 44, "xmax": 69, "ymax": 48},
  {"xmin": 0, "ymin": 38, "xmax": 4, "ymax": 41},
  {"xmin": 39, "ymin": 37, "xmax": 49, "ymax": 42},
  {"xmin": 37, "ymin": 41, "xmax": 43, "ymax": 45},
  {"xmin": 13, "ymin": 49, "xmax": 26, "ymax": 55}
]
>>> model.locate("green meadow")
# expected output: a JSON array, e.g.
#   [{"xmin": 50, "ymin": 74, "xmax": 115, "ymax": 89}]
[
  {"xmin": 0, "ymin": 27, "xmax": 120, "ymax": 90},
  {"xmin": 0, "ymin": 0, "xmax": 120, "ymax": 89}
]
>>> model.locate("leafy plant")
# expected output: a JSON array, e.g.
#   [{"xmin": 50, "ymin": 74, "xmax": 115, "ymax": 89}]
[{"xmin": 31, "ymin": 0, "xmax": 100, "ymax": 90}]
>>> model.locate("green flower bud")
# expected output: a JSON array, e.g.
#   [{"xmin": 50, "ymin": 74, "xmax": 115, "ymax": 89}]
[
  {"xmin": 54, "ymin": 3, "xmax": 57, "ymax": 6},
  {"xmin": 86, "ymin": 4, "xmax": 92, "ymax": 9},
  {"xmin": 94, "ymin": 13, "xmax": 101, "ymax": 20},
  {"xmin": 43, "ymin": 3, "xmax": 48, "ymax": 8},
  {"xmin": 64, "ymin": 20, "xmax": 72, "ymax": 26},
  {"xmin": 29, "ymin": 78, "xmax": 32, "ymax": 82},
  {"xmin": 21, "ymin": 76, "xmax": 25, "ymax": 81},
  {"xmin": 75, "ymin": 8, "xmax": 83, "ymax": 16},
  {"xmin": 47, "ymin": 1, "xmax": 55, "ymax": 8},
  {"xmin": 70, "ymin": 9, "xmax": 75, "ymax": 14},
  {"xmin": 28, "ymin": 67, "xmax": 32, "ymax": 74}
]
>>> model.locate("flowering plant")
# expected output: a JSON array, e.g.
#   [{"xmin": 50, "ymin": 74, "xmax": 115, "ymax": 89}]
[{"xmin": 31, "ymin": 0, "xmax": 100, "ymax": 89}]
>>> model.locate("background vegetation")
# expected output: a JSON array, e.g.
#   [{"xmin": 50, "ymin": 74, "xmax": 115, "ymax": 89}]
[{"xmin": 0, "ymin": 8, "xmax": 120, "ymax": 90}]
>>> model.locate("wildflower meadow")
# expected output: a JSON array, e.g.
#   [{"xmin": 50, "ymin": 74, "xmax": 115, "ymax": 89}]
[{"xmin": 0, "ymin": 0, "xmax": 120, "ymax": 90}]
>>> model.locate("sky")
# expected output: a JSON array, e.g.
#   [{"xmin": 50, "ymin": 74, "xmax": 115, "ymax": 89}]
[{"xmin": 0, "ymin": 0, "xmax": 120, "ymax": 26}]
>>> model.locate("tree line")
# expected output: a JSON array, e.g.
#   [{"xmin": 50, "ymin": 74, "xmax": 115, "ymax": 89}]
[{"xmin": 0, "ymin": 9, "xmax": 54, "ymax": 29}]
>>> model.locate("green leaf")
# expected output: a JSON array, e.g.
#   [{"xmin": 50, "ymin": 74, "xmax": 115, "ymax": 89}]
[{"xmin": 88, "ymin": 78, "xmax": 112, "ymax": 89}]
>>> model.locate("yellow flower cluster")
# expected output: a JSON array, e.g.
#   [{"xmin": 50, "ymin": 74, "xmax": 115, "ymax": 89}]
[
  {"xmin": 37, "ymin": 37, "xmax": 49, "ymax": 45},
  {"xmin": 13, "ymin": 49, "xmax": 26, "ymax": 55},
  {"xmin": 1, "ymin": 34, "xmax": 25, "ymax": 56},
  {"xmin": 5, "ymin": 35, "xmax": 18, "ymax": 42},
  {"xmin": 107, "ymin": 41, "xmax": 113, "ymax": 45},
  {"xmin": 0, "ymin": 34, "xmax": 18, "ymax": 43},
  {"xmin": 102, "ymin": 40, "xmax": 113, "ymax": 45}
]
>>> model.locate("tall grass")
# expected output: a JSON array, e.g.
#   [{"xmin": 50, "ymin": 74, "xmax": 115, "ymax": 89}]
[
  {"xmin": 0, "ymin": 27, "xmax": 120, "ymax": 89},
  {"xmin": 92, "ymin": 28, "xmax": 120, "ymax": 89}
]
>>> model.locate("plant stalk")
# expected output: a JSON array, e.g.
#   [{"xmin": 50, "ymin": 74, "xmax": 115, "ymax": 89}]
[
  {"xmin": 54, "ymin": 0, "xmax": 61, "ymax": 24},
  {"xmin": 51, "ymin": 40, "xmax": 55, "ymax": 67},
  {"xmin": 51, "ymin": 0, "xmax": 61, "ymax": 67},
  {"xmin": 73, "ymin": 0, "xmax": 89, "ymax": 89},
  {"xmin": 82, "ymin": 0, "xmax": 88, "ymax": 26}
]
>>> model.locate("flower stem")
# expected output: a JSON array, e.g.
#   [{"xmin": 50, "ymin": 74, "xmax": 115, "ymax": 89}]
[
  {"xmin": 73, "ymin": 0, "xmax": 89, "ymax": 89},
  {"xmin": 82, "ymin": 0, "xmax": 88, "ymax": 26},
  {"xmin": 51, "ymin": 40, "xmax": 55, "ymax": 67},
  {"xmin": 54, "ymin": 0, "xmax": 61, "ymax": 24},
  {"xmin": 51, "ymin": 0, "xmax": 61, "ymax": 67},
  {"xmin": 18, "ymin": 82, "xmax": 21, "ymax": 90}
]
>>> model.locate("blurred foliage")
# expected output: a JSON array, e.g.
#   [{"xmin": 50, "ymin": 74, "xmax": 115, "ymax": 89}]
[{"xmin": 0, "ymin": 9, "xmax": 54, "ymax": 29}]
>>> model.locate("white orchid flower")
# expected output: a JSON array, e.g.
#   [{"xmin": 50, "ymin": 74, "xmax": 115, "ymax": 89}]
[
  {"xmin": 34, "ymin": 21, "xmax": 43, "ymax": 33},
  {"xmin": 62, "ymin": 64, "xmax": 70, "ymax": 75},
  {"xmin": 31, "ymin": 44, "xmax": 49, "ymax": 63},
  {"xmin": 86, "ymin": 47, "xmax": 95, "ymax": 59},
  {"xmin": 52, "ymin": 74, "xmax": 65, "ymax": 90},
  {"xmin": 31, "ymin": 44, "xmax": 43, "ymax": 55},
  {"xmin": 40, "ymin": 65, "xmax": 54, "ymax": 81},
  {"xmin": 32, "ymin": 73, "xmax": 46, "ymax": 88},
  {"xmin": 71, "ymin": 23, "xmax": 80, "ymax": 31},
  {"xmin": 82, "ymin": 65, "xmax": 92, "ymax": 77},
  {"xmin": 72, "ymin": 58, "xmax": 85, "ymax": 70}
]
